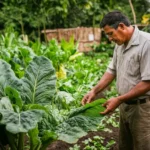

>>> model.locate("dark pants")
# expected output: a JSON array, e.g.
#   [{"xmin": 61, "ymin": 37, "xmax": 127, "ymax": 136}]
[{"xmin": 119, "ymin": 99, "xmax": 150, "ymax": 150}]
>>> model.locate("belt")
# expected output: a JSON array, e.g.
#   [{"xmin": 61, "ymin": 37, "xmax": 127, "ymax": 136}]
[{"xmin": 125, "ymin": 98, "xmax": 150, "ymax": 105}]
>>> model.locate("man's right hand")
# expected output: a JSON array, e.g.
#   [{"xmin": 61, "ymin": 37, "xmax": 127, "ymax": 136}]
[{"xmin": 81, "ymin": 90, "xmax": 96, "ymax": 105}]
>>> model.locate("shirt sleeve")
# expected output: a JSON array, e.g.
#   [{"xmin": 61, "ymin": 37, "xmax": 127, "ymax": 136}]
[
  {"xmin": 106, "ymin": 46, "xmax": 117, "ymax": 75},
  {"xmin": 140, "ymin": 40, "xmax": 150, "ymax": 81}
]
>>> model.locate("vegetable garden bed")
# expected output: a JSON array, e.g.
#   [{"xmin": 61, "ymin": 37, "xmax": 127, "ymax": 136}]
[
  {"xmin": 47, "ymin": 112, "xmax": 119, "ymax": 150},
  {"xmin": 0, "ymin": 30, "xmax": 118, "ymax": 150}
]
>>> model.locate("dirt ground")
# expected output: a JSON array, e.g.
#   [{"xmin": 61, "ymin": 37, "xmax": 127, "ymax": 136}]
[{"xmin": 47, "ymin": 123, "xmax": 119, "ymax": 150}]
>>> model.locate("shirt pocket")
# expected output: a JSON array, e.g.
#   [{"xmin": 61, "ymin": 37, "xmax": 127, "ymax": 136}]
[{"xmin": 126, "ymin": 58, "xmax": 140, "ymax": 76}]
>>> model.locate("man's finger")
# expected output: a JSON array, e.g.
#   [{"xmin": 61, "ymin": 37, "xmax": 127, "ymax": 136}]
[
  {"xmin": 81, "ymin": 99, "xmax": 86, "ymax": 105},
  {"xmin": 100, "ymin": 109, "xmax": 110, "ymax": 115},
  {"xmin": 87, "ymin": 98, "xmax": 91, "ymax": 104},
  {"xmin": 81, "ymin": 101, "xmax": 84, "ymax": 105}
]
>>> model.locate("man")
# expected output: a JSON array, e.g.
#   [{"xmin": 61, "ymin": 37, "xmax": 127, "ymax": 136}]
[{"xmin": 82, "ymin": 11, "xmax": 150, "ymax": 150}]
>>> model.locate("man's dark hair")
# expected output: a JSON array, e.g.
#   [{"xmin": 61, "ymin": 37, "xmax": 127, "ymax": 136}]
[{"xmin": 100, "ymin": 11, "xmax": 131, "ymax": 29}]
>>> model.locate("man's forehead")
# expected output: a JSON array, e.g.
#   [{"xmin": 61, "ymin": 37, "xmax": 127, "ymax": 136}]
[{"xmin": 103, "ymin": 25, "xmax": 114, "ymax": 33}]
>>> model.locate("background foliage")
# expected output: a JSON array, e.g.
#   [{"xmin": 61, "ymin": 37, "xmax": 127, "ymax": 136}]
[{"xmin": 0, "ymin": 0, "xmax": 150, "ymax": 40}]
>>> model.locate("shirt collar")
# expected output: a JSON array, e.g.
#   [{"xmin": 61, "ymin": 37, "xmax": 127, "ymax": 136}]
[{"xmin": 124, "ymin": 25, "xmax": 140, "ymax": 51}]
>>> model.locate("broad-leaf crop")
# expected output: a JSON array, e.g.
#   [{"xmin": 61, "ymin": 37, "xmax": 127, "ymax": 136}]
[
  {"xmin": 21, "ymin": 56, "xmax": 56, "ymax": 104},
  {"xmin": 56, "ymin": 99, "xmax": 106, "ymax": 143},
  {"xmin": 0, "ymin": 56, "xmax": 57, "ymax": 150},
  {"xmin": 0, "ymin": 108, "xmax": 44, "ymax": 134},
  {"xmin": 68, "ymin": 98, "xmax": 106, "ymax": 118}
]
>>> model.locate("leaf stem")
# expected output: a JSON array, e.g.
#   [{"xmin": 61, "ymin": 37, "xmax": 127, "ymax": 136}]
[{"xmin": 17, "ymin": 133, "xmax": 24, "ymax": 150}]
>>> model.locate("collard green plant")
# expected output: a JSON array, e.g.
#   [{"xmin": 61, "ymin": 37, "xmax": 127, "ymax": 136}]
[
  {"xmin": 0, "ymin": 59, "xmax": 22, "ymax": 98},
  {"xmin": 21, "ymin": 56, "xmax": 56, "ymax": 104},
  {"xmin": 0, "ymin": 56, "xmax": 56, "ymax": 105},
  {"xmin": 0, "ymin": 108, "xmax": 44, "ymax": 134},
  {"xmin": 68, "ymin": 98, "xmax": 106, "ymax": 118},
  {"xmin": 0, "ymin": 56, "xmax": 57, "ymax": 150},
  {"xmin": 0, "ymin": 97, "xmax": 45, "ymax": 150},
  {"xmin": 56, "ymin": 99, "xmax": 106, "ymax": 143}
]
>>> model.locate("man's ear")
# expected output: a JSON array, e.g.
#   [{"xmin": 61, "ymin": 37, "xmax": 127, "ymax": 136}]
[{"xmin": 118, "ymin": 23, "xmax": 126, "ymax": 30}]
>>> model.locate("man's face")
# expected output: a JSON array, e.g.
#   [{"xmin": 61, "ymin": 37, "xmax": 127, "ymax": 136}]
[{"xmin": 103, "ymin": 25, "xmax": 126, "ymax": 45}]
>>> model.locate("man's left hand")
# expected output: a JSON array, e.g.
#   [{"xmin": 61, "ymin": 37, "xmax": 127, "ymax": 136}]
[{"xmin": 100, "ymin": 97, "xmax": 122, "ymax": 115}]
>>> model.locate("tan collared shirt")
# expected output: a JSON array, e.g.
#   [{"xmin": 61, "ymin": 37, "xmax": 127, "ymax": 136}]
[{"xmin": 107, "ymin": 26, "xmax": 150, "ymax": 98}]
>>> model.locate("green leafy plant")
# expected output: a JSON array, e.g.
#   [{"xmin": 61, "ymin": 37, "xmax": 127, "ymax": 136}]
[
  {"xmin": 93, "ymin": 42, "xmax": 115, "ymax": 57},
  {"xmin": 0, "ymin": 56, "xmax": 57, "ymax": 150},
  {"xmin": 0, "ymin": 27, "xmax": 36, "ymax": 78},
  {"xmin": 82, "ymin": 136, "xmax": 115, "ymax": 150},
  {"xmin": 70, "ymin": 135, "xmax": 115, "ymax": 150},
  {"xmin": 56, "ymin": 99, "xmax": 106, "ymax": 143}
]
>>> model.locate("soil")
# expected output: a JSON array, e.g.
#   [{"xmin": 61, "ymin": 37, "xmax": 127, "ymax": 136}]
[{"xmin": 47, "ymin": 114, "xmax": 119, "ymax": 150}]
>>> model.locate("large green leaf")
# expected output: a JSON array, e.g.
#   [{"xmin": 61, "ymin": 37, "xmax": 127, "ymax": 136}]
[
  {"xmin": 38, "ymin": 109, "xmax": 58, "ymax": 134},
  {"xmin": 0, "ymin": 59, "xmax": 23, "ymax": 98},
  {"xmin": 21, "ymin": 56, "xmax": 56, "ymax": 104},
  {"xmin": 0, "ymin": 109, "xmax": 44, "ymax": 134},
  {"xmin": 0, "ymin": 56, "xmax": 56, "ymax": 105},
  {"xmin": 5, "ymin": 86, "xmax": 23, "ymax": 110},
  {"xmin": 0, "ymin": 97, "xmax": 13, "ymax": 110},
  {"xmin": 69, "ymin": 98, "xmax": 106, "ymax": 117},
  {"xmin": 56, "ymin": 99, "xmax": 106, "ymax": 143}
]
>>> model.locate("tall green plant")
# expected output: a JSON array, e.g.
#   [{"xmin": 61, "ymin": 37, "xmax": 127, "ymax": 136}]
[
  {"xmin": 0, "ymin": 27, "xmax": 36, "ymax": 78},
  {"xmin": 0, "ymin": 56, "xmax": 57, "ymax": 149}
]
